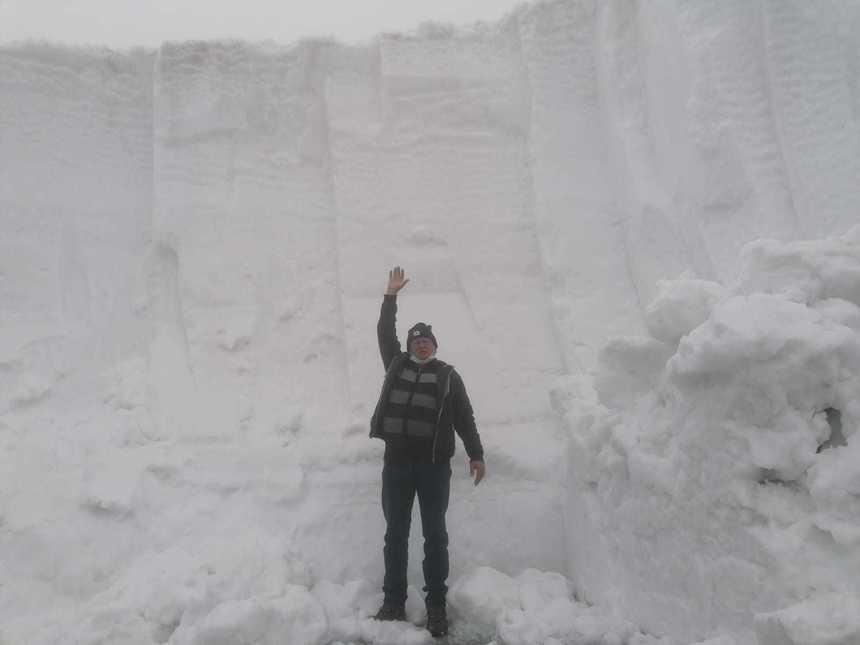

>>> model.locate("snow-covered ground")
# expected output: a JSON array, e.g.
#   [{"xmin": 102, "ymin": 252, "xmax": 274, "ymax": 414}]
[{"xmin": 1, "ymin": 1, "xmax": 859, "ymax": 644}]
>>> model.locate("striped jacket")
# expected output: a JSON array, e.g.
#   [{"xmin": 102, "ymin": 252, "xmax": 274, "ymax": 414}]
[{"xmin": 369, "ymin": 294, "xmax": 484, "ymax": 464}]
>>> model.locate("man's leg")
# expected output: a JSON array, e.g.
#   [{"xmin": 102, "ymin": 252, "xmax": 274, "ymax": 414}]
[
  {"xmin": 415, "ymin": 461, "xmax": 451, "ymax": 608},
  {"xmin": 381, "ymin": 462, "xmax": 416, "ymax": 609}
]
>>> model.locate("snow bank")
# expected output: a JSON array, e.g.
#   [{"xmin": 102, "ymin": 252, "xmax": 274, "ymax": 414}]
[{"xmin": 563, "ymin": 229, "xmax": 860, "ymax": 643}]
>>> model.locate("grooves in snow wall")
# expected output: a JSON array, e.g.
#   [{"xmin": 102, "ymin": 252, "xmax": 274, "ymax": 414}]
[{"xmin": 1, "ymin": 0, "xmax": 859, "ymax": 643}]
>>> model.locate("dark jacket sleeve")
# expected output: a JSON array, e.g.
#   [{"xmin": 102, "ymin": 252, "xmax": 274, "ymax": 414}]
[
  {"xmin": 450, "ymin": 370, "xmax": 484, "ymax": 462},
  {"xmin": 378, "ymin": 294, "xmax": 402, "ymax": 370}
]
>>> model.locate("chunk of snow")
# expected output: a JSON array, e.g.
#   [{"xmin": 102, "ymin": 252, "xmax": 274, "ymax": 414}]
[
  {"xmin": 645, "ymin": 277, "xmax": 727, "ymax": 345},
  {"xmin": 755, "ymin": 593, "xmax": 860, "ymax": 645},
  {"xmin": 170, "ymin": 587, "xmax": 327, "ymax": 645}
]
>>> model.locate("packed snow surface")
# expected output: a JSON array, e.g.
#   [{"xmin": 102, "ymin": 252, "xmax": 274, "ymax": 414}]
[{"xmin": 1, "ymin": 0, "xmax": 859, "ymax": 644}]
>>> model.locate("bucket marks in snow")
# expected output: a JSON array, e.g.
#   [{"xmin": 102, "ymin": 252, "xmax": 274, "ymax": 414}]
[{"xmin": 147, "ymin": 243, "xmax": 197, "ymax": 440}]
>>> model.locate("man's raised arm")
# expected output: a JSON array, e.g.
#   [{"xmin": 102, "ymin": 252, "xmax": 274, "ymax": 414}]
[{"xmin": 378, "ymin": 266, "xmax": 410, "ymax": 370}]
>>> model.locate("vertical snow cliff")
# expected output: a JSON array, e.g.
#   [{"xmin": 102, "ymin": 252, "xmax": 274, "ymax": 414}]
[{"xmin": 1, "ymin": 0, "xmax": 859, "ymax": 643}]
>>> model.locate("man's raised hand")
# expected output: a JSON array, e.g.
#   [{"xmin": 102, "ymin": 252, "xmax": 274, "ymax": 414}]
[{"xmin": 386, "ymin": 266, "xmax": 410, "ymax": 295}]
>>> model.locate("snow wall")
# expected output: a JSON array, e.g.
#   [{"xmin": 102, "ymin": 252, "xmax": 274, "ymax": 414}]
[{"xmin": 1, "ymin": 0, "xmax": 859, "ymax": 643}]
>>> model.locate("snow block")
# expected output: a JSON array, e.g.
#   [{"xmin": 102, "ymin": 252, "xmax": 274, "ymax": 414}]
[
  {"xmin": 170, "ymin": 587, "xmax": 327, "ymax": 645},
  {"xmin": 449, "ymin": 567, "xmax": 520, "ymax": 636},
  {"xmin": 755, "ymin": 593, "xmax": 860, "ymax": 645},
  {"xmin": 645, "ymin": 277, "xmax": 727, "ymax": 344}
]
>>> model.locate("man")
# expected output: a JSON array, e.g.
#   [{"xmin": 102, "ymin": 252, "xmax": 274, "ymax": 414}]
[{"xmin": 369, "ymin": 266, "xmax": 486, "ymax": 638}]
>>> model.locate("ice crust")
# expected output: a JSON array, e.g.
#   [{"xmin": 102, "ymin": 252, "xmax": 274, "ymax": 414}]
[{"xmin": 2, "ymin": 0, "xmax": 860, "ymax": 644}]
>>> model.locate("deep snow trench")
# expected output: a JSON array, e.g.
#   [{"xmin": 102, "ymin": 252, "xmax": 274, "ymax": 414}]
[{"xmin": 1, "ymin": 1, "xmax": 859, "ymax": 644}]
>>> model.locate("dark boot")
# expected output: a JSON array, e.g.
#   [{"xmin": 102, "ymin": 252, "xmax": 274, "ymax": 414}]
[
  {"xmin": 373, "ymin": 602, "xmax": 406, "ymax": 622},
  {"xmin": 425, "ymin": 604, "xmax": 448, "ymax": 637}
]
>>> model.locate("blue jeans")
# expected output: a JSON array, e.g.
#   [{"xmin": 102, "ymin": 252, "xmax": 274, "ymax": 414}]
[{"xmin": 381, "ymin": 460, "xmax": 451, "ymax": 607}]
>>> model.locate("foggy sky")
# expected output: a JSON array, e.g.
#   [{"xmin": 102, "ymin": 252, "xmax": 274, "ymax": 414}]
[{"xmin": 0, "ymin": 0, "xmax": 525, "ymax": 48}]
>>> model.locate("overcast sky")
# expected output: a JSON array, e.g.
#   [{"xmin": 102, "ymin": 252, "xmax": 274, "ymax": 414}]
[{"xmin": 0, "ymin": 0, "xmax": 526, "ymax": 49}]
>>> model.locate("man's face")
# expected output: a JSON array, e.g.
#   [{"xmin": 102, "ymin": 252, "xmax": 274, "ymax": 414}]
[{"xmin": 410, "ymin": 336, "xmax": 436, "ymax": 360}]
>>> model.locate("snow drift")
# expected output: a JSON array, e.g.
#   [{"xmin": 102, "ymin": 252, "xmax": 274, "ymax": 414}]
[{"xmin": 564, "ymin": 230, "xmax": 860, "ymax": 643}]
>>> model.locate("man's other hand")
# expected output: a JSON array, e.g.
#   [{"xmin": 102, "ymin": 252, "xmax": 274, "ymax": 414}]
[
  {"xmin": 470, "ymin": 460, "xmax": 485, "ymax": 486},
  {"xmin": 387, "ymin": 266, "xmax": 409, "ymax": 295}
]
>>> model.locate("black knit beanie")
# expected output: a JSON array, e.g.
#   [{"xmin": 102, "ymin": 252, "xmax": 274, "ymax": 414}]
[{"xmin": 407, "ymin": 322, "xmax": 437, "ymax": 349}]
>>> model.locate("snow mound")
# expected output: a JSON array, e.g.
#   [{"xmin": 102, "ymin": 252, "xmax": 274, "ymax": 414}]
[
  {"xmin": 451, "ymin": 567, "xmax": 670, "ymax": 645},
  {"xmin": 645, "ymin": 277, "xmax": 728, "ymax": 344},
  {"xmin": 755, "ymin": 592, "xmax": 860, "ymax": 645},
  {"xmin": 171, "ymin": 587, "xmax": 327, "ymax": 645},
  {"xmin": 450, "ymin": 566, "xmax": 521, "ymax": 635},
  {"xmin": 736, "ymin": 227, "xmax": 860, "ymax": 306},
  {"xmin": 567, "ymin": 230, "xmax": 860, "ymax": 643}
]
